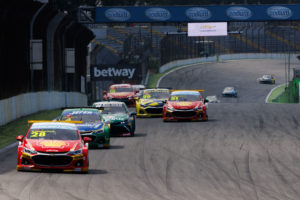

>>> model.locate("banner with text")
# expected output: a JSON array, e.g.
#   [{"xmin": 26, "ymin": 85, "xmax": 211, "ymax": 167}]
[
  {"xmin": 95, "ymin": 5, "xmax": 300, "ymax": 23},
  {"xmin": 91, "ymin": 64, "xmax": 142, "ymax": 83}
]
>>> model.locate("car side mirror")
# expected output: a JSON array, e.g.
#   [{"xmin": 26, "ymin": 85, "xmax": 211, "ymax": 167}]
[
  {"xmin": 135, "ymin": 89, "xmax": 139, "ymax": 94},
  {"xmin": 130, "ymin": 111, "xmax": 136, "ymax": 116},
  {"xmin": 204, "ymin": 99, "xmax": 208, "ymax": 103},
  {"xmin": 83, "ymin": 137, "xmax": 92, "ymax": 144},
  {"xmin": 16, "ymin": 135, "xmax": 24, "ymax": 142},
  {"xmin": 162, "ymin": 100, "xmax": 167, "ymax": 104}
]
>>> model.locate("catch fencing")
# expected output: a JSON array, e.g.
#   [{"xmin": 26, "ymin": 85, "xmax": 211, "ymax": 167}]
[{"xmin": 160, "ymin": 21, "xmax": 300, "ymax": 65}]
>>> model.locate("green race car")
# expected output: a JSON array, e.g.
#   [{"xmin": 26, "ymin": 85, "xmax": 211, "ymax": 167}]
[
  {"xmin": 92, "ymin": 101, "xmax": 136, "ymax": 137},
  {"xmin": 57, "ymin": 108, "xmax": 110, "ymax": 149}
]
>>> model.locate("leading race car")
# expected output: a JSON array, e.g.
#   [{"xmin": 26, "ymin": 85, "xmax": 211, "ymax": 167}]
[
  {"xmin": 222, "ymin": 87, "xmax": 238, "ymax": 97},
  {"xmin": 257, "ymin": 74, "xmax": 275, "ymax": 84},
  {"xmin": 93, "ymin": 101, "xmax": 136, "ymax": 137},
  {"xmin": 103, "ymin": 84, "xmax": 137, "ymax": 107},
  {"xmin": 16, "ymin": 121, "xmax": 91, "ymax": 173},
  {"xmin": 57, "ymin": 108, "xmax": 110, "ymax": 149},
  {"xmin": 136, "ymin": 88, "xmax": 170, "ymax": 117},
  {"xmin": 163, "ymin": 90, "xmax": 208, "ymax": 122}
]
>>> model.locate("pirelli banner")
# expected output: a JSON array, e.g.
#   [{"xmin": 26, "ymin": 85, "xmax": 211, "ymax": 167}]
[{"xmin": 91, "ymin": 64, "xmax": 142, "ymax": 83}]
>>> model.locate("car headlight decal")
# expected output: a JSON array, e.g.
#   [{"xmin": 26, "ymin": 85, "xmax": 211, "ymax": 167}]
[
  {"xmin": 93, "ymin": 129, "xmax": 104, "ymax": 134},
  {"xmin": 166, "ymin": 106, "xmax": 174, "ymax": 111},
  {"xmin": 23, "ymin": 147, "xmax": 37, "ymax": 154},
  {"xmin": 68, "ymin": 149, "xmax": 82, "ymax": 155}
]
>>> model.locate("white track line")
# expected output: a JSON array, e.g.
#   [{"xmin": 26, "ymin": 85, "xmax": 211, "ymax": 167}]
[
  {"xmin": 156, "ymin": 62, "xmax": 211, "ymax": 88},
  {"xmin": 265, "ymin": 83, "xmax": 288, "ymax": 103}
]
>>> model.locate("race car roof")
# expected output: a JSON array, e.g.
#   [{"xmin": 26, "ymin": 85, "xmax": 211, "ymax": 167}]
[
  {"xmin": 62, "ymin": 108, "xmax": 100, "ymax": 116},
  {"xmin": 93, "ymin": 101, "xmax": 125, "ymax": 106},
  {"xmin": 171, "ymin": 91, "xmax": 200, "ymax": 95},
  {"xmin": 31, "ymin": 122, "xmax": 77, "ymax": 130},
  {"xmin": 144, "ymin": 88, "xmax": 169, "ymax": 92},
  {"xmin": 63, "ymin": 108, "xmax": 99, "ymax": 112},
  {"xmin": 223, "ymin": 87, "xmax": 234, "ymax": 92},
  {"xmin": 110, "ymin": 84, "xmax": 132, "ymax": 88}
]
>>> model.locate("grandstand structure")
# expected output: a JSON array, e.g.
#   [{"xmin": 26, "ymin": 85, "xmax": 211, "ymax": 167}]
[
  {"xmin": 90, "ymin": 21, "xmax": 300, "ymax": 67},
  {"xmin": 89, "ymin": 21, "xmax": 300, "ymax": 101}
]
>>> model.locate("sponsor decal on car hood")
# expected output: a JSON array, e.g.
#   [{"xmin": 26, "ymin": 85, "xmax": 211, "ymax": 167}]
[
  {"xmin": 76, "ymin": 122, "xmax": 104, "ymax": 132},
  {"xmin": 169, "ymin": 101, "xmax": 202, "ymax": 109},
  {"xmin": 102, "ymin": 113, "xmax": 127, "ymax": 122},
  {"xmin": 25, "ymin": 139, "xmax": 81, "ymax": 152},
  {"xmin": 140, "ymin": 99, "xmax": 166, "ymax": 107},
  {"xmin": 108, "ymin": 92, "xmax": 135, "ymax": 98}
]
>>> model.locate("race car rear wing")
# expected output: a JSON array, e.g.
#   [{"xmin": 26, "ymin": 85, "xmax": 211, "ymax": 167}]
[
  {"xmin": 170, "ymin": 90, "xmax": 204, "ymax": 92},
  {"xmin": 28, "ymin": 120, "xmax": 83, "ymax": 124}
]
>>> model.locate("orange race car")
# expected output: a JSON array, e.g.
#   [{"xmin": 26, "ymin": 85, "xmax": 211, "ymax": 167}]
[
  {"xmin": 103, "ymin": 84, "xmax": 138, "ymax": 107},
  {"xmin": 163, "ymin": 90, "xmax": 208, "ymax": 122},
  {"xmin": 16, "ymin": 121, "xmax": 91, "ymax": 173}
]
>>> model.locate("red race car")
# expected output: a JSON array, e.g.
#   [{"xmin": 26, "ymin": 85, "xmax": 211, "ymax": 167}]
[
  {"xmin": 103, "ymin": 84, "xmax": 137, "ymax": 107},
  {"xmin": 16, "ymin": 121, "xmax": 91, "ymax": 173},
  {"xmin": 163, "ymin": 90, "xmax": 208, "ymax": 122}
]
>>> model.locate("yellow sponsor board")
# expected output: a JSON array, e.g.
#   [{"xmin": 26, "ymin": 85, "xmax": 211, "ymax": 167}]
[
  {"xmin": 40, "ymin": 141, "xmax": 66, "ymax": 147},
  {"xmin": 176, "ymin": 102, "xmax": 193, "ymax": 106}
]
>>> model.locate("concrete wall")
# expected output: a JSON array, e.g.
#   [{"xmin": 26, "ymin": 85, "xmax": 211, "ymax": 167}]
[
  {"xmin": 0, "ymin": 91, "xmax": 87, "ymax": 126},
  {"xmin": 159, "ymin": 53, "xmax": 299, "ymax": 73}
]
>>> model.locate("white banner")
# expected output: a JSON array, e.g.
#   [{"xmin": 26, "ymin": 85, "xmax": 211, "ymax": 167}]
[
  {"xmin": 188, "ymin": 22, "xmax": 228, "ymax": 37},
  {"xmin": 30, "ymin": 39, "xmax": 43, "ymax": 70}
]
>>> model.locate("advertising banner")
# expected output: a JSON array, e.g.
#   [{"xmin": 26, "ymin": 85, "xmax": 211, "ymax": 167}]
[
  {"xmin": 91, "ymin": 64, "xmax": 142, "ymax": 83},
  {"xmin": 95, "ymin": 5, "xmax": 300, "ymax": 23},
  {"xmin": 188, "ymin": 22, "xmax": 227, "ymax": 37}
]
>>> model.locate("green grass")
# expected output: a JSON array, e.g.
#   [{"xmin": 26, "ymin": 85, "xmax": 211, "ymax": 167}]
[
  {"xmin": 0, "ymin": 109, "xmax": 61, "ymax": 149},
  {"xmin": 147, "ymin": 64, "xmax": 189, "ymax": 88},
  {"xmin": 147, "ymin": 73, "xmax": 163, "ymax": 88},
  {"xmin": 267, "ymin": 84, "xmax": 287, "ymax": 103}
]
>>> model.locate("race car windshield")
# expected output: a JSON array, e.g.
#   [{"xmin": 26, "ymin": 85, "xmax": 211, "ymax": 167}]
[
  {"xmin": 101, "ymin": 106, "xmax": 126, "ymax": 114},
  {"xmin": 61, "ymin": 113, "xmax": 102, "ymax": 123},
  {"xmin": 169, "ymin": 94, "xmax": 201, "ymax": 101},
  {"xmin": 263, "ymin": 75, "xmax": 271, "ymax": 79},
  {"xmin": 27, "ymin": 128, "xmax": 79, "ymax": 140},
  {"xmin": 142, "ymin": 91, "xmax": 169, "ymax": 99},
  {"xmin": 110, "ymin": 87, "xmax": 133, "ymax": 93}
]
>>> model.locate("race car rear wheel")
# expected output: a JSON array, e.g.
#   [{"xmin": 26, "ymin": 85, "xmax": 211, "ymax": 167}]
[{"xmin": 130, "ymin": 130, "xmax": 135, "ymax": 137}]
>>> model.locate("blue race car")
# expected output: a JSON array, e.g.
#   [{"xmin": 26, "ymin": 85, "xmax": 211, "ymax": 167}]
[
  {"xmin": 57, "ymin": 108, "xmax": 110, "ymax": 149},
  {"xmin": 222, "ymin": 87, "xmax": 237, "ymax": 97}
]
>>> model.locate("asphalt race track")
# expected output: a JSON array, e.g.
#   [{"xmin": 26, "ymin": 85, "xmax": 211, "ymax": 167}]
[{"xmin": 1, "ymin": 59, "xmax": 300, "ymax": 200}]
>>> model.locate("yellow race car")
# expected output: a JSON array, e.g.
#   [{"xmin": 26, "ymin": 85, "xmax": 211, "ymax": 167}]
[{"xmin": 136, "ymin": 88, "xmax": 170, "ymax": 117}]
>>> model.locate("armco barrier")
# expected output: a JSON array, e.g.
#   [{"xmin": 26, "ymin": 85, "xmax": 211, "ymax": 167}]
[
  {"xmin": 159, "ymin": 53, "xmax": 299, "ymax": 73},
  {"xmin": 0, "ymin": 92, "xmax": 87, "ymax": 126}
]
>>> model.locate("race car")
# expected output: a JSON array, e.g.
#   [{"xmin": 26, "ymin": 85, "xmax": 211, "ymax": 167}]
[
  {"xmin": 132, "ymin": 84, "xmax": 146, "ymax": 93},
  {"xmin": 57, "ymin": 108, "xmax": 110, "ymax": 149},
  {"xmin": 136, "ymin": 88, "xmax": 170, "ymax": 117},
  {"xmin": 16, "ymin": 121, "xmax": 91, "ymax": 173},
  {"xmin": 257, "ymin": 74, "xmax": 275, "ymax": 84},
  {"xmin": 163, "ymin": 90, "xmax": 208, "ymax": 122},
  {"xmin": 93, "ymin": 101, "xmax": 136, "ymax": 137},
  {"xmin": 222, "ymin": 87, "xmax": 238, "ymax": 97},
  {"xmin": 205, "ymin": 95, "xmax": 220, "ymax": 103},
  {"xmin": 103, "ymin": 84, "xmax": 137, "ymax": 107}
]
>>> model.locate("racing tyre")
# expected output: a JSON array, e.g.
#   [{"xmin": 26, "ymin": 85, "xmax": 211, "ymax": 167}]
[{"xmin": 130, "ymin": 125, "xmax": 135, "ymax": 137}]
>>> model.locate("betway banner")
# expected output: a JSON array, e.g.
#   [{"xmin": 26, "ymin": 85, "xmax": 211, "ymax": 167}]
[{"xmin": 91, "ymin": 64, "xmax": 142, "ymax": 82}]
